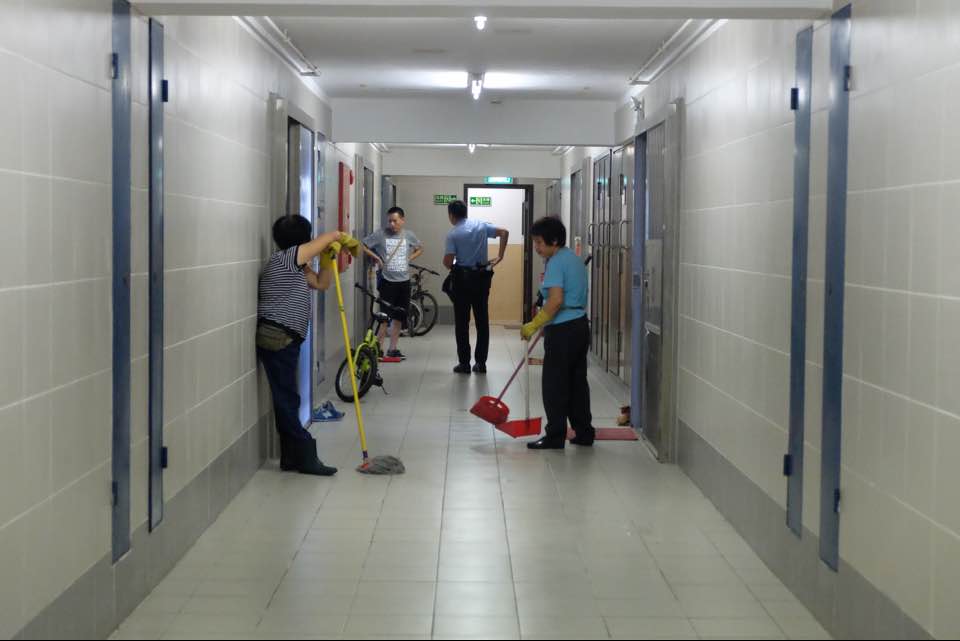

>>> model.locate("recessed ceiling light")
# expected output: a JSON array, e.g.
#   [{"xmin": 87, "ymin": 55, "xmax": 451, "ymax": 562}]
[
  {"xmin": 474, "ymin": 15, "xmax": 487, "ymax": 31},
  {"xmin": 471, "ymin": 72, "xmax": 484, "ymax": 100},
  {"xmin": 468, "ymin": 143, "xmax": 476, "ymax": 154}
]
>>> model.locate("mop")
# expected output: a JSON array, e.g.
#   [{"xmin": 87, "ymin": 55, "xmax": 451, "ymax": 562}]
[{"xmin": 329, "ymin": 249, "xmax": 405, "ymax": 475}]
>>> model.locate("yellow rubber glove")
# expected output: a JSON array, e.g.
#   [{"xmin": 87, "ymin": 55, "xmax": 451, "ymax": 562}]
[
  {"xmin": 338, "ymin": 233, "xmax": 362, "ymax": 257},
  {"xmin": 521, "ymin": 308, "xmax": 554, "ymax": 340}
]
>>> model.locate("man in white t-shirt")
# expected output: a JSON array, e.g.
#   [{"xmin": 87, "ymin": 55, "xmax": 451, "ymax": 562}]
[{"xmin": 362, "ymin": 207, "xmax": 424, "ymax": 359}]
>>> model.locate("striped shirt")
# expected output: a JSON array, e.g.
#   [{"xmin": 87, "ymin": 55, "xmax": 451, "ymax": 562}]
[{"xmin": 257, "ymin": 246, "xmax": 310, "ymax": 340}]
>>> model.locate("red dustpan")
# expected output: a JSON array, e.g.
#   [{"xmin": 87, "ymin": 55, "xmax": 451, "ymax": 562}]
[{"xmin": 470, "ymin": 331, "xmax": 543, "ymax": 436}]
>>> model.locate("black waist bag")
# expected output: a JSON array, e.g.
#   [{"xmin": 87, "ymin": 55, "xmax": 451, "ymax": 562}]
[{"xmin": 256, "ymin": 321, "xmax": 298, "ymax": 352}]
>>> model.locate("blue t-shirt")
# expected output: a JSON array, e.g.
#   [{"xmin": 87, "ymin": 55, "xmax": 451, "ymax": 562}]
[
  {"xmin": 540, "ymin": 247, "xmax": 588, "ymax": 326},
  {"xmin": 444, "ymin": 218, "xmax": 498, "ymax": 267}
]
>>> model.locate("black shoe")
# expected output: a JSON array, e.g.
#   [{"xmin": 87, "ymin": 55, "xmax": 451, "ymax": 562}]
[
  {"xmin": 297, "ymin": 439, "xmax": 338, "ymax": 476},
  {"xmin": 527, "ymin": 437, "xmax": 565, "ymax": 450},
  {"xmin": 569, "ymin": 435, "xmax": 595, "ymax": 447},
  {"xmin": 279, "ymin": 435, "xmax": 297, "ymax": 471},
  {"xmin": 472, "ymin": 363, "xmax": 486, "ymax": 374},
  {"xmin": 453, "ymin": 363, "xmax": 471, "ymax": 374},
  {"xmin": 387, "ymin": 349, "xmax": 406, "ymax": 360}
]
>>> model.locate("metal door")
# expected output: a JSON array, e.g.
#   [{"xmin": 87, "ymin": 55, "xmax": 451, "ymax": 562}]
[
  {"xmin": 381, "ymin": 175, "xmax": 396, "ymax": 226},
  {"xmin": 312, "ymin": 136, "xmax": 327, "ymax": 409},
  {"xmin": 546, "ymin": 180, "xmax": 561, "ymax": 218},
  {"xmin": 591, "ymin": 154, "xmax": 610, "ymax": 359},
  {"xmin": 569, "ymin": 169, "xmax": 584, "ymax": 256},
  {"xmin": 288, "ymin": 120, "xmax": 314, "ymax": 427},
  {"xmin": 608, "ymin": 148, "xmax": 625, "ymax": 375},
  {"xmin": 642, "ymin": 124, "xmax": 667, "ymax": 453},
  {"xmin": 355, "ymin": 166, "xmax": 375, "ymax": 345},
  {"xmin": 620, "ymin": 142, "xmax": 635, "ymax": 388}
]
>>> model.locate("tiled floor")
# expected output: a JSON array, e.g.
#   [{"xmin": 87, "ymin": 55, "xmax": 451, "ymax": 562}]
[{"xmin": 111, "ymin": 327, "xmax": 831, "ymax": 640}]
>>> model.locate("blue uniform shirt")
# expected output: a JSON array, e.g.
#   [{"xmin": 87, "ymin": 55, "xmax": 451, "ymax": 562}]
[
  {"xmin": 445, "ymin": 218, "xmax": 498, "ymax": 267},
  {"xmin": 540, "ymin": 247, "xmax": 588, "ymax": 326}
]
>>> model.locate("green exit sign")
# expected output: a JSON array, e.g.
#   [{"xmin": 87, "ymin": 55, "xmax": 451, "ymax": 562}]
[
  {"xmin": 469, "ymin": 196, "xmax": 492, "ymax": 207},
  {"xmin": 484, "ymin": 176, "xmax": 514, "ymax": 184},
  {"xmin": 434, "ymin": 194, "xmax": 458, "ymax": 205}
]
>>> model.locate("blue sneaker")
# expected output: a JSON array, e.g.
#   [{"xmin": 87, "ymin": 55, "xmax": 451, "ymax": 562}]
[{"xmin": 323, "ymin": 401, "xmax": 345, "ymax": 419}]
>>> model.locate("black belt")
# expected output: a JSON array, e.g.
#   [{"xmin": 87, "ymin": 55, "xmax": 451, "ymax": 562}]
[{"xmin": 453, "ymin": 264, "xmax": 489, "ymax": 272}]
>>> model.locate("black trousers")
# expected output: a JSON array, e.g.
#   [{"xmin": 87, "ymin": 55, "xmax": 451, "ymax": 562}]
[
  {"xmin": 542, "ymin": 316, "xmax": 594, "ymax": 443},
  {"xmin": 257, "ymin": 341, "xmax": 313, "ymax": 443},
  {"xmin": 452, "ymin": 268, "xmax": 493, "ymax": 366}
]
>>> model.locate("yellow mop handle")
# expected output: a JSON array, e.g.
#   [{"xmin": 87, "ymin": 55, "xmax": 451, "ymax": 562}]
[{"xmin": 331, "ymin": 255, "xmax": 369, "ymax": 459}]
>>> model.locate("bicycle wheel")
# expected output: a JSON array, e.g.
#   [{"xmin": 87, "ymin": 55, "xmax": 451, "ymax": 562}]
[
  {"xmin": 412, "ymin": 292, "xmax": 439, "ymax": 336},
  {"xmin": 405, "ymin": 299, "xmax": 423, "ymax": 337},
  {"xmin": 335, "ymin": 344, "xmax": 378, "ymax": 402}
]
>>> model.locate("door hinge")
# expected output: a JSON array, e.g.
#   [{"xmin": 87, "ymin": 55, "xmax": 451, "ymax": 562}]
[
  {"xmin": 160, "ymin": 446, "xmax": 169, "ymax": 469},
  {"xmin": 783, "ymin": 454, "xmax": 794, "ymax": 477},
  {"xmin": 110, "ymin": 53, "xmax": 119, "ymax": 80},
  {"xmin": 111, "ymin": 481, "xmax": 119, "ymax": 507},
  {"xmin": 833, "ymin": 488, "xmax": 841, "ymax": 513},
  {"xmin": 844, "ymin": 65, "xmax": 853, "ymax": 92},
  {"xmin": 161, "ymin": 79, "xmax": 170, "ymax": 103},
  {"xmin": 790, "ymin": 87, "xmax": 800, "ymax": 111}
]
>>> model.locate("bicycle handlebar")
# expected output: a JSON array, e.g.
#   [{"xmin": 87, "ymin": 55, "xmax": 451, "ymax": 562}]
[
  {"xmin": 409, "ymin": 263, "xmax": 440, "ymax": 276},
  {"xmin": 354, "ymin": 283, "xmax": 402, "ymax": 313}
]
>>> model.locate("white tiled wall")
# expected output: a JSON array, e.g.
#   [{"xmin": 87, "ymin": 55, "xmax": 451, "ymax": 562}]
[
  {"xmin": 615, "ymin": 6, "xmax": 960, "ymax": 638},
  {"xmin": 652, "ymin": 18, "xmax": 804, "ymax": 510},
  {"xmin": 0, "ymin": 1, "xmax": 114, "ymax": 636},
  {"xmin": 156, "ymin": 14, "xmax": 332, "ymax": 501},
  {"xmin": 838, "ymin": 1, "xmax": 960, "ymax": 636},
  {"xmin": 0, "ymin": 3, "xmax": 337, "ymax": 636}
]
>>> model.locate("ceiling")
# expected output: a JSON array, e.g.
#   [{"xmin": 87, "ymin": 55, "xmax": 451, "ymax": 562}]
[{"xmin": 272, "ymin": 16, "xmax": 687, "ymax": 100}]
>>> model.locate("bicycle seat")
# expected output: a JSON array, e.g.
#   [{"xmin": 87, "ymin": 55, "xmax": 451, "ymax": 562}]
[{"xmin": 373, "ymin": 311, "xmax": 390, "ymax": 322}]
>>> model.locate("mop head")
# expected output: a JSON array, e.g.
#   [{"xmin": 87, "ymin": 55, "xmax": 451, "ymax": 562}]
[{"xmin": 357, "ymin": 455, "xmax": 405, "ymax": 475}]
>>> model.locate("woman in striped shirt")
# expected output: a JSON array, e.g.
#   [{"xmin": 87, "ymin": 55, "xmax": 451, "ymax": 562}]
[{"xmin": 257, "ymin": 215, "xmax": 359, "ymax": 476}]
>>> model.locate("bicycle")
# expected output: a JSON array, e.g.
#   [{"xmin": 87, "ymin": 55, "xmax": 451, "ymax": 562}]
[
  {"xmin": 334, "ymin": 284, "xmax": 401, "ymax": 402},
  {"xmin": 406, "ymin": 263, "xmax": 440, "ymax": 337}
]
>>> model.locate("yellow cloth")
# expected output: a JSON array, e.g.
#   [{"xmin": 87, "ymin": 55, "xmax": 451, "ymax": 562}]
[
  {"xmin": 521, "ymin": 308, "xmax": 554, "ymax": 340},
  {"xmin": 338, "ymin": 233, "xmax": 362, "ymax": 257}
]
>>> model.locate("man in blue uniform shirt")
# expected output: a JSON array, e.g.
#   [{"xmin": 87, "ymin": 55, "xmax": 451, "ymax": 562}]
[{"xmin": 443, "ymin": 200, "xmax": 509, "ymax": 374}]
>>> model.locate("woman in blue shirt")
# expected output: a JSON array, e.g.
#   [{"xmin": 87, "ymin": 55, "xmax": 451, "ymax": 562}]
[{"xmin": 521, "ymin": 217, "xmax": 595, "ymax": 450}]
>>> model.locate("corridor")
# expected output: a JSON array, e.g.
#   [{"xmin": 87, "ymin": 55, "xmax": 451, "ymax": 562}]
[{"xmin": 111, "ymin": 328, "xmax": 829, "ymax": 640}]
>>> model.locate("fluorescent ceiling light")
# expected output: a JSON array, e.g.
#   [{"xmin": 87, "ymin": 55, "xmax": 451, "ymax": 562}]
[
  {"xmin": 468, "ymin": 144, "xmax": 476, "ymax": 154},
  {"xmin": 419, "ymin": 70, "xmax": 469, "ymax": 89},
  {"xmin": 474, "ymin": 15, "xmax": 487, "ymax": 31}
]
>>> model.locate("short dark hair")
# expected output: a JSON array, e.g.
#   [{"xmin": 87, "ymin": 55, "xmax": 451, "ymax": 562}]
[
  {"xmin": 448, "ymin": 200, "xmax": 468, "ymax": 221},
  {"xmin": 530, "ymin": 216, "xmax": 566, "ymax": 247},
  {"xmin": 387, "ymin": 206, "xmax": 405, "ymax": 218},
  {"xmin": 272, "ymin": 215, "xmax": 312, "ymax": 250}
]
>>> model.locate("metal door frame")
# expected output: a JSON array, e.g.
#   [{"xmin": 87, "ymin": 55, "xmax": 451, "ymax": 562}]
[
  {"xmin": 111, "ymin": 0, "xmax": 132, "ymax": 562},
  {"xmin": 608, "ymin": 147, "xmax": 625, "ymax": 376},
  {"xmin": 462, "ymin": 183, "xmax": 536, "ymax": 322},
  {"xmin": 148, "ymin": 17, "xmax": 166, "ymax": 531},
  {"xmin": 620, "ymin": 142, "xmax": 636, "ymax": 389},
  {"xmin": 786, "ymin": 25, "xmax": 814, "ymax": 539},
  {"xmin": 632, "ymin": 100, "xmax": 683, "ymax": 463},
  {"xmin": 355, "ymin": 162, "xmax": 376, "ymax": 346},
  {"xmin": 820, "ymin": 3, "xmax": 852, "ymax": 571},
  {"xmin": 312, "ymin": 135, "xmax": 327, "ymax": 408},
  {"xmin": 288, "ymin": 119, "xmax": 315, "ymax": 428}
]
